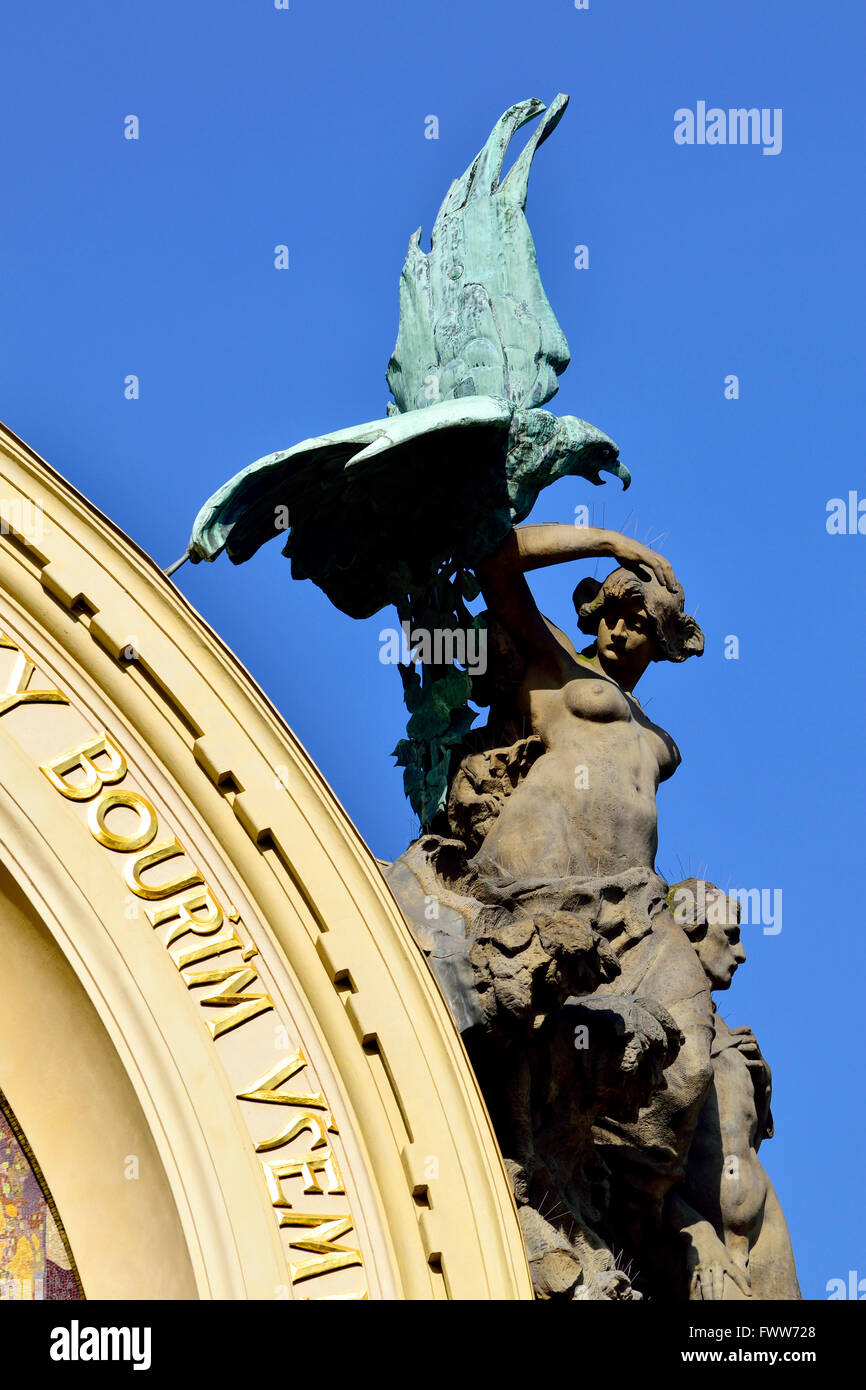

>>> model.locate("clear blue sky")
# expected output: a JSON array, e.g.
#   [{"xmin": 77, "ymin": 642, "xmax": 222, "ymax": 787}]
[{"xmin": 1, "ymin": 1, "xmax": 862, "ymax": 1300}]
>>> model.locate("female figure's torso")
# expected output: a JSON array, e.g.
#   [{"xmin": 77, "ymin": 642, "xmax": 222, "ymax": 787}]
[{"xmin": 473, "ymin": 633, "xmax": 679, "ymax": 881}]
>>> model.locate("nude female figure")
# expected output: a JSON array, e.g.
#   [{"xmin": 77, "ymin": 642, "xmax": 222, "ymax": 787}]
[
  {"xmin": 474, "ymin": 523, "xmax": 690, "ymax": 884},
  {"xmin": 468, "ymin": 523, "xmax": 715, "ymax": 1245}
]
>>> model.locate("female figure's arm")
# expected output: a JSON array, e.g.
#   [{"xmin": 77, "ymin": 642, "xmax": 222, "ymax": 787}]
[
  {"xmin": 512, "ymin": 524, "xmax": 676, "ymax": 585},
  {"xmin": 475, "ymin": 523, "xmax": 676, "ymax": 677}
]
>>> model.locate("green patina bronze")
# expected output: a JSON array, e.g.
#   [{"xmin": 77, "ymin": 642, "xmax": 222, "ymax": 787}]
[{"xmin": 188, "ymin": 95, "xmax": 630, "ymax": 826}]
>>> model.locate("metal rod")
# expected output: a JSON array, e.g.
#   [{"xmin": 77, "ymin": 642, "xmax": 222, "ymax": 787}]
[{"xmin": 164, "ymin": 550, "xmax": 190, "ymax": 577}]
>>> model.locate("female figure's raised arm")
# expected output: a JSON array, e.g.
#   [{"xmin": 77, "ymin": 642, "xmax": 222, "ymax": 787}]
[{"xmin": 475, "ymin": 523, "xmax": 677, "ymax": 676}]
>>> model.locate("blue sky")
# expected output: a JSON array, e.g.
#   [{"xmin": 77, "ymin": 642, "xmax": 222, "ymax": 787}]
[{"xmin": 1, "ymin": 0, "xmax": 862, "ymax": 1299}]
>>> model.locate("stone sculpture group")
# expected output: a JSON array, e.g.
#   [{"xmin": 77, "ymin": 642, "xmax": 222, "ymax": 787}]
[{"xmin": 186, "ymin": 96, "xmax": 800, "ymax": 1300}]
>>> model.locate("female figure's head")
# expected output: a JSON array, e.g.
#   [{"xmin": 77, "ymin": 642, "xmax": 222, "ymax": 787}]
[{"xmin": 573, "ymin": 567, "xmax": 704, "ymax": 690}]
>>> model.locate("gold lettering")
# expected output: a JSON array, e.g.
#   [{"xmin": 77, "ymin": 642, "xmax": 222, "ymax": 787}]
[
  {"xmin": 238, "ymin": 1050, "xmax": 330, "ymax": 1113},
  {"xmin": 263, "ymin": 1151, "xmax": 346, "ymax": 1206},
  {"xmin": 182, "ymin": 958, "xmax": 273, "ymax": 1039},
  {"xmin": 0, "ymin": 633, "xmax": 68, "ymax": 717},
  {"xmin": 170, "ymin": 923, "xmax": 244, "ymax": 971},
  {"xmin": 40, "ymin": 731, "xmax": 126, "ymax": 800},
  {"xmin": 0, "ymin": 635, "xmax": 68, "ymax": 716},
  {"xmin": 146, "ymin": 884, "xmax": 223, "ymax": 942},
  {"xmin": 88, "ymin": 789, "xmax": 159, "ymax": 852},
  {"xmin": 238, "ymin": 1052, "xmax": 338, "ymax": 1152},
  {"xmin": 280, "ymin": 1214, "xmax": 363, "ymax": 1284},
  {"xmin": 256, "ymin": 1111, "xmax": 336, "ymax": 1155},
  {"xmin": 21, "ymin": 697, "xmax": 366, "ymax": 1290},
  {"xmin": 125, "ymin": 837, "xmax": 204, "ymax": 901}
]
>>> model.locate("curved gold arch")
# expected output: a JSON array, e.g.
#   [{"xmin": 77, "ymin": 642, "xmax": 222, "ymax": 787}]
[{"xmin": 0, "ymin": 421, "xmax": 531, "ymax": 1301}]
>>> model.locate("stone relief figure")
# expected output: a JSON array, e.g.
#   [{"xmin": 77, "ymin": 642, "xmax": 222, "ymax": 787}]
[
  {"xmin": 186, "ymin": 96, "xmax": 799, "ymax": 1299},
  {"xmin": 663, "ymin": 880, "xmax": 801, "ymax": 1301}
]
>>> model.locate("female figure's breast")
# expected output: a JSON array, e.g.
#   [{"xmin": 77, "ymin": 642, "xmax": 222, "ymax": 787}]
[
  {"xmin": 472, "ymin": 684, "xmax": 661, "ymax": 880},
  {"xmin": 562, "ymin": 674, "xmax": 631, "ymax": 723}
]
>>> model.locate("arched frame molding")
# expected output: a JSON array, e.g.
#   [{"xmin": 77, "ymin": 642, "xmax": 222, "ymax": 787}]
[{"xmin": 0, "ymin": 422, "xmax": 531, "ymax": 1301}]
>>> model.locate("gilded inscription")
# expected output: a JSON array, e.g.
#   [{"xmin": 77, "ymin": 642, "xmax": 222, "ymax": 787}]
[{"xmin": 0, "ymin": 633, "xmax": 367, "ymax": 1297}]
